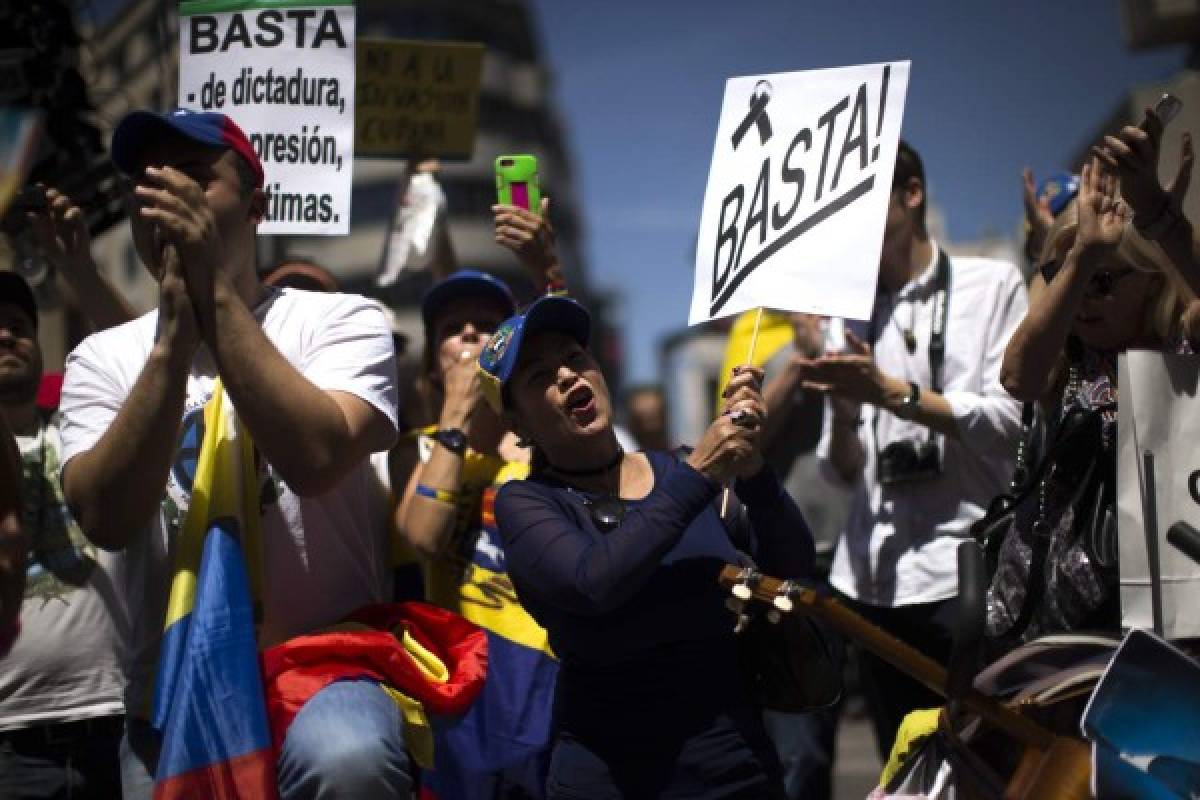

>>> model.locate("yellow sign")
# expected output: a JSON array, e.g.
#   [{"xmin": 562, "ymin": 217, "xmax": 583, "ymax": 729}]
[{"xmin": 355, "ymin": 38, "xmax": 484, "ymax": 160}]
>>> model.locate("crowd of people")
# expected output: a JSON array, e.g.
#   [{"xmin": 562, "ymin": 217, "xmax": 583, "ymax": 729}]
[{"xmin": 0, "ymin": 91, "xmax": 1198, "ymax": 800}]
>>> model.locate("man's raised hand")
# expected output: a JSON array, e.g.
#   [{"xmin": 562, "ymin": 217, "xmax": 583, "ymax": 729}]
[
  {"xmin": 135, "ymin": 166, "xmax": 226, "ymax": 309},
  {"xmin": 26, "ymin": 187, "xmax": 96, "ymax": 276}
]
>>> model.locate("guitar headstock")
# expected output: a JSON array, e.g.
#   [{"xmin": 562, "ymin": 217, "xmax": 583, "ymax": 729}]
[{"xmin": 720, "ymin": 564, "xmax": 805, "ymax": 632}]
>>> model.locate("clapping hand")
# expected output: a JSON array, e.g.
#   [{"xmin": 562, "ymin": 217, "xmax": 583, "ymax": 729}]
[
  {"xmin": 1022, "ymin": 168, "xmax": 1056, "ymax": 263},
  {"xmin": 1093, "ymin": 107, "xmax": 1193, "ymax": 225},
  {"xmin": 25, "ymin": 187, "xmax": 97, "ymax": 276},
  {"xmin": 135, "ymin": 166, "xmax": 227, "ymax": 317},
  {"xmin": 794, "ymin": 331, "xmax": 900, "ymax": 413},
  {"xmin": 1074, "ymin": 159, "xmax": 1128, "ymax": 264}
]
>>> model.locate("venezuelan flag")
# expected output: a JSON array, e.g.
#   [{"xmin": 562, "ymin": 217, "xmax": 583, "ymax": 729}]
[
  {"xmin": 422, "ymin": 459, "xmax": 558, "ymax": 799},
  {"xmin": 151, "ymin": 381, "xmax": 276, "ymax": 800}
]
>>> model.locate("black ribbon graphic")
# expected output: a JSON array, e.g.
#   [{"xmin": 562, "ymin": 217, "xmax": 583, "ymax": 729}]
[{"xmin": 731, "ymin": 81, "xmax": 773, "ymax": 150}]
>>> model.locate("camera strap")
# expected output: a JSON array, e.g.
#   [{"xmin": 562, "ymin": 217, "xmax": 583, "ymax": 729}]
[
  {"xmin": 866, "ymin": 247, "xmax": 951, "ymax": 391},
  {"xmin": 869, "ymin": 247, "xmax": 952, "ymax": 459}
]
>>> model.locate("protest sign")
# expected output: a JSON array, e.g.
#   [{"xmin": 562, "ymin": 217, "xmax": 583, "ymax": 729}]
[
  {"xmin": 1117, "ymin": 351, "xmax": 1200, "ymax": 639},
  {"xmin": 689, "ymin": 61, "xmax": 910, "ymax": 325},
  {"xmin": 356, "ymin": 39, "xmax": 484, "ymax": 160},
  {"xmin": 178, "ymin": 0, "xmax": 356, "ymax": 235}
]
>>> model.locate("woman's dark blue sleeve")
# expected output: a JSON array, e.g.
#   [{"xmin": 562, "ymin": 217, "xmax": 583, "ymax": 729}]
[
  {"xmin": 735, "ymin": 466, "xmax": 815, "ymax": 578},
  {"xmin": 495, "ymin": 464, "xmax": 718, "ymax": 617}
]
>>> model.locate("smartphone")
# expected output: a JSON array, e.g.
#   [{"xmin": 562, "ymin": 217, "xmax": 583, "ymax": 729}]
[
  {"xmin": 1147, "ymin": 93, "xmax": 1183, "ymax": 129},
  {"xmin": 495, "ymin": 154, "xmax": 541, "ymax": 214}
]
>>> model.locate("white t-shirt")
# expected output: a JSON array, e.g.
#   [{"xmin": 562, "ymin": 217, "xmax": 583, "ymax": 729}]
[
  {"xmin": 818, "ymin": 245, "xmax": 1028, "ymax": 607},
  {"xmin": 0, "ymin": 415, "xmax": 127, "ymax": 730},
  {"xmin": 58, "ymin": 287, "xmax": 399, "ymax": 714}
]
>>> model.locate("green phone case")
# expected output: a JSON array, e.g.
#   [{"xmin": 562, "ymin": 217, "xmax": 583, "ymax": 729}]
[{"xmin": 495, "ymin": 154, "xmax": 541, "ymax": 214}]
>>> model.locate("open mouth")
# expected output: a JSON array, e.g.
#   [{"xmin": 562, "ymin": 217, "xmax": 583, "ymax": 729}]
[{"xmin": 564, "ymin": 384, "xmax": 596, "ymax": 423}]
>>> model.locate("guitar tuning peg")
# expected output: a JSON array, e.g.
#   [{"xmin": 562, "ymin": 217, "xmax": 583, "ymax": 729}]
[
  {"xmin": 766, "ymin": 609, "xmax": 781, "ymax": 624},
  {"xmin": 732, "ymin": 583, "xmax": 753, "ymax": 600},
  {"xmin": 772, "ymin": 594, "xmax": 793, "ymax": 613},
  {"xmin": 733, "ymin": 613, "xmax": 750, "ymax": 634}
]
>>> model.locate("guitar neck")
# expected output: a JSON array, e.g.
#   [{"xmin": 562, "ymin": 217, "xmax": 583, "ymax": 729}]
[{"xmin": 718, "ymin": 566, "xmax": 1052, "ymax": 749}]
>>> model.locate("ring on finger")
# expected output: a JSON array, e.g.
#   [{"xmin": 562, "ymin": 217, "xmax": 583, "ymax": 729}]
[{"xmin": 730, "ymin": 409, "xmax": 756, "ymax": 428}]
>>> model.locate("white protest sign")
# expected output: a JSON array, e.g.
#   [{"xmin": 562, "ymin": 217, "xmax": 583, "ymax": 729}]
[
  {"xmin": 178, "ymin": 0, "xmax": 355, "ymax": 235},
  {"xmin": 689, "ymin": 61, "xmax": 910, "ymax": 325},
  {"xmin": 1117, "ymin": 351, "xmax": 1200, "ymax": 639}
]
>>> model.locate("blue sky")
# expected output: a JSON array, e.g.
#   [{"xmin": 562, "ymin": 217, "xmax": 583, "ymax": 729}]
[{"xmin": 529, "ymin": 0, "xmax": 1187, "ymax": 383}]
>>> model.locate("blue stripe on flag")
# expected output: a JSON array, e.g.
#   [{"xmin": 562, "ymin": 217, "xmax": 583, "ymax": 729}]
[{"xmin": 154, "ymin": 518, "xmax": 273, "ymax": 780}]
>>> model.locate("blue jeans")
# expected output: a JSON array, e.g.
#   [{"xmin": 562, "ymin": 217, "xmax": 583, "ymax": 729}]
[
  {"xmin": 762, "ymin": 707, "xmax": 840, "ymax": 800},
  {"xmin": 121, "ymin": 679, "xmax": 413, "ymax": 799}
]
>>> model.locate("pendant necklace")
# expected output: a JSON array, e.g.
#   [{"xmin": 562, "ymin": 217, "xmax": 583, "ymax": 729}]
[{"xmin": 554, "ymin": 448, "xmax": 626, "ymax": 533}]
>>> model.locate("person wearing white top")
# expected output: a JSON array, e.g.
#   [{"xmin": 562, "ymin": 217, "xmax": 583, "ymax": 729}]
[
  {"xmin": 799, "ymin": 141, "xmax": 1027, "ymax": 759},
  {"xmin": 59, "ymin": 109, "xmax": 404, "ymax": 800}
]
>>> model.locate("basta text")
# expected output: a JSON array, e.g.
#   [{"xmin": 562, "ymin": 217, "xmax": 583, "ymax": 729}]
[
  {"xmin": 710, "ymin": 69, "xmax": 892, "ymax": 316},
  {"xmin": 188, "ymin": 9, "xmax": 346, "ymax": 54}
]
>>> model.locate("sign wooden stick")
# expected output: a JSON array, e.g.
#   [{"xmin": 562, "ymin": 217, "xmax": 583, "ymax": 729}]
[{"xmin": 721, "ymin": 307, "xmax": 764, "ymax": 516}]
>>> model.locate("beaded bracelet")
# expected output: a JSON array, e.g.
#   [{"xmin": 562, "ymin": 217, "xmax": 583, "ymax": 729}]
[{"xmin": 416, "ymin": 484, "xmax": 458, "ymax": 504}]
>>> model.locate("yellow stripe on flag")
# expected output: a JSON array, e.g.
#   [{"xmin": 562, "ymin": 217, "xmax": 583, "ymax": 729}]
[
  {"xmin": 162, "ymin": 380, "xmax": 262, "ymax": 630},
  {"xmin": 456, "ymin": 562, "xmax": 554, "ymax": 657}
]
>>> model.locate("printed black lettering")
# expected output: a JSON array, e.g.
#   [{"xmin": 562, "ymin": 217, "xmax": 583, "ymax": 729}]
[
  {"xmin": 221, "ymin": 13, "xmax": 252, "ymax": 52},
  {"xmin": 814, "ymin": 95, "xmax": 849, "ymax": 202},
  {"xmin": 713, "ymin": 185, "xmax": 744, "ymax": 301},
  {"xmin": 1190, "ymin": 469, "xmax": 1200, "ymax": 505},
  {"xmin": 285, "ymin": 10, "xmax": 317, "ymax": 47},
  {"xmin": 734, "ymin": 158, "xmax": 770, "ymax": 272},
  {"xmin": 254, "ymin": 10, "xmax": 283, "ymax": 47},
  {"xmin": 773, "ymin": 128, "xmax": 810, "ymax": 230},
  {"xmin": 832, "ymin": 83, "xmax": 870, "ymax": 192},
  {"xmin": 190, "ymin": 15, "xmax": 218, "ymax": 54},
  {"xmin": 312, "ymin": 10, "xmax": 347, "ymax": 48}
]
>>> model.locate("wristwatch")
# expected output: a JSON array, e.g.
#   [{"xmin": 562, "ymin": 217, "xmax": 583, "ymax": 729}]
[
  {"xmin": 899, "ymin": 381, "xmax": 921, "ymax": 414},
  {"xmin": 431, "ymin": 428, "xmax": 468, "ymax": 456}
]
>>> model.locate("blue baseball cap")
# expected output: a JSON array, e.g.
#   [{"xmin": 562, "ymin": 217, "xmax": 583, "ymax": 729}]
[
  {"xmin": 111, "ymin": 109, "xmax": 264, "ymax": 187},
  {"xmin": 420, "ymin": 270, "xmax": 516, "ymax": 332},
  {"xmin": 477, "ymin": 295, "xmax": 591, "ymax": 413},
  {"xmin": 1037, "ymin": 171, "xmax": 1080, "ymax": 218}
]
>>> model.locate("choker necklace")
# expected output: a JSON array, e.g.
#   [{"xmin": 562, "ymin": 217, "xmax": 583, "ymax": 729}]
[{"xmin": 547, "ymin": 447, "xmax": 623, "ymax": 478}]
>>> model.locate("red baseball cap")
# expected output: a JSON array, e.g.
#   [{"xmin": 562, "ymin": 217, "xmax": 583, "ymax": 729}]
[{"xmin": 112, "ymin": 109, "xmax": 264, "ymax": 188}]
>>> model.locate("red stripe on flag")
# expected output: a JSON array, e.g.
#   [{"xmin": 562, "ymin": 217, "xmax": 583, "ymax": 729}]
[{"xmin": 153, "ymin": 746, "xmax": 277, "ymax": 800}]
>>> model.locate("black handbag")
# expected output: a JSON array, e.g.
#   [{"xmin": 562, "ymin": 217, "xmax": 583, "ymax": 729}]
[{"xmin": 972, "ymin": 403, "xmax": 1119, "ymax": 655}]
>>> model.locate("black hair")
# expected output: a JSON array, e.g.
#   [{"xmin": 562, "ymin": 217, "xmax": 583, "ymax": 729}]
[
  {"xmin": 893, "ymin": 140, "xmax": 926, "ymax": 235},
  {"xmin": 231, "ymin": 154, "xmax": 258, "ymax": 197}
]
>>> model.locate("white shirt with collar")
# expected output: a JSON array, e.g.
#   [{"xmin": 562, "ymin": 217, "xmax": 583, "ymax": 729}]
[{"xmin": 818, "ymin": 242, "xmax": 1028, "ymax": 607}]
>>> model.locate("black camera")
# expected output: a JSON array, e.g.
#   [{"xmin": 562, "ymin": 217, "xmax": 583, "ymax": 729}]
[{"xmin": 878, "ymin": 438, "xmax": 942, "ymax": 485}]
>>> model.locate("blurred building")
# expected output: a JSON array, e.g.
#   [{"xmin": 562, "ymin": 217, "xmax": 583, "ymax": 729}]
[{"xmin": 66, "ymin": 0, "xmax": 617, "ymax": 386}]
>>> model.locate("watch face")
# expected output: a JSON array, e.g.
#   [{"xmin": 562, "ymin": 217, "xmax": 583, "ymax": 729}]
[{"xmin": 436, "ymin": 429, "xmax": 467, "ymax": 452}]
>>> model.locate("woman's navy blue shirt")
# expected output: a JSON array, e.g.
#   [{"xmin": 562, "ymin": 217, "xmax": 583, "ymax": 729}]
[{"xmin": 494, "ymin": 451, "xmax": 815, "ymax": 798}]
